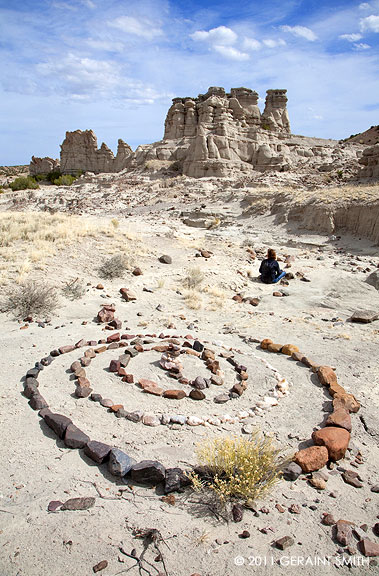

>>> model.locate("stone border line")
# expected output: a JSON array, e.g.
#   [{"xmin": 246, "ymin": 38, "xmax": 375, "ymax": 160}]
[{"xmin": 22, "ymin": 327, "xmax": 360, "ymax": 493}]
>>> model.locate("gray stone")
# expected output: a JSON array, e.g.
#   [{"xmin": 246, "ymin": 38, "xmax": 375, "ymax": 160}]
[
  {"xmin": 189, "ymin": 389, "xmax": 206, "ymax": 400},
  {"xmin": 125, "ymin": 411, "xmax": 143, "ymax": 422},
  {"xmin": 84, "ymin": 440, "xmax": 111, "ymax": 463},
  {"xmin": 170, "ymin": 415, "xmax": 186, "ymax": 425},
  {"xmin": 23, "ymin": 381, "xmax": 39, "ymax": 399},
  {"xmin": 164, "ymin": 467, "xmax": 192, "ymax": 494},
  {"xmin": 366, "ymin": 270, "xmax": 379, "ymax": 291},
  {"xmin": 108, "ymin": 448, "xmax": 135, "ymax": 477},
  {"xmin": 26, "ymin": 367, "xmax": 40, "ymax": 379},
  {"xmin": 90, "ymin": 393, "xmax": 102, "ymax": 402},
  {"xmin": 44, "ymin": 412, "xmax": 73, "ymax": 439},
  {"xmin": 64, "ymin": 424, "xmax": 90, "ymax": 449},
  {"xmin": 214, "ymin": 393, "xmax": 230, "ymax": 404},
  {"xmin": 192, "ymin": 376, "xmax": 207, "ymax": 390},
  {"xmin": 61, "ymin": 496, "xmax": 95, "ymax": 511},
  {"xmin": 159, "ymin": 255, "xmax": 172, "ymax": 264},
  {"xmin": 29, "ymin": 393, "xmax": 48, "ymax": 411},
  {"xmin": 351, "ymin": 310, "xmax": 378, "ymax": 323},
  {"xmin": 131, "ymin": 460, "xmax": 166, "ymax": 485},
  {"xmin": 75, "ymin": 386, "xmax": 92, "ymax": 398},
  {"xmin": 275, "ymin": 536, "xmax": 295, "ymax": 550},
  {"xmin": 283, "ymin": 462, "xmax": 302, "ymax": 481}
]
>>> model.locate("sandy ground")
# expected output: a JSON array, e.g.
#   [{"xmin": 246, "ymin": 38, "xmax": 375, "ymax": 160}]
[{"xmin": 0, "ymin": 177, "xmax": 379, "ymax": 576}]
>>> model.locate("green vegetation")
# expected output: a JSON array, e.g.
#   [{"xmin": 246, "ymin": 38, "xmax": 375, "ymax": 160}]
[{"xmin": 9, "ymin": 176, "xmax": 39, "ymax": 191}]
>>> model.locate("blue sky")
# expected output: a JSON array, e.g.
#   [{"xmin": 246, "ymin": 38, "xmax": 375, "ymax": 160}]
[{"xmin": 0, "ymin": 0, "xmax": 378, "ymax": 165}]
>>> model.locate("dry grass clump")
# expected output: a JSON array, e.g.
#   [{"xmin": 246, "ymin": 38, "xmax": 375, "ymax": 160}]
[
  {"xmin": 203, "ymin": 285, "xmax": 226, "ymax": 310},
  {"xmin": 190, "ymin": 432, "xmax": 282, "ymax": 505},
  {"xmin": 183, "ymin": 266, "xmax": 204, "ymax": 289},
  {"xmin": 183, "ymin": 289, "xmax": 203, "ymax": 310},
  {"xmin": 1, "ymin": 279, "xmax": 59, "ymax": 318}
]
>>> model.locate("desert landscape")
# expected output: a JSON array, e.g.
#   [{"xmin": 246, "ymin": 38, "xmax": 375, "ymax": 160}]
[{"xmin": 0, "ymin": 81, "xmax": 379, "ymax": 576}]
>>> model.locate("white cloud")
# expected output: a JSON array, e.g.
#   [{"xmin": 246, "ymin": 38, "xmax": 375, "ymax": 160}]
[
  {"xmin": 359, "ymin": 3, "xmax": 371, "ymax": 9},
  {"xmin": 360, "ymin": 14, "xmax": 379, "ymax": 32},
  {"xmin": 213, "ymin": 45, "xmax": 249, "ymax": 61},
  {"xmin": 263, "ymin": 38, "xmax": 286, "ymax": 48},
  {"xmin": 281, "ymin": 25, "xmax": 317, "ymax": 41},
  {"xmin": 190, "ymin": 26, "xmax": 237, "ymax": 46},
  {"xmin": 353, "ymin": 42, "xmax": 371, "ymax": 49},
  {"xmin": 108, "ymin": 16, "xmax": 163, "ymax": 40},
  {"xmin": 243, "ymin": 37, "xmax": 262, "ymax": 51},
  {"xmin": 339, "ymin": 33, "xmax": 363, "ymax": 41}
]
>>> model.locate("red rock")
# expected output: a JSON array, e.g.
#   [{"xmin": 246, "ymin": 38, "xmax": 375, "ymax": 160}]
[
  {"xmin": 312, "ymin": 427, "xmax": 350, "ymax": 461},
  {"xmin": 359, "ymin": 539, "xmax": 379, "ymax": 557},
  {"xmin": 120, "ymin": 287, "xmax": 136, "ymax": 301},
  {"xmin": 143, "ymin": 385, "xmax": 163, "ymax": 396},
  {"xmin": 64, "ymin": 424, "xmax": 90, "ymax": 449},
  {"xmin": 96, "ymin": 283, "xmax": 104, "ymax": 290},
  {"xmin": 317, "ymin": 366, "xmax": 337, "ymax": 387},
  {"xmin": 80, "ymin": 357, "xmax": 91, "ymax": 367},
  {"xmin": 84, "ymin": 349, "xmax": 96, "ymax": 358},
  {"xmin": 273, "ymin": 291, "xmax": 283, "ymax": 297},
  {"xmin": 93, "ymin": 560, "xmax": 108, "ymax": 573},
  {"xmin": 291, "ymin": 351, "xmax": 304, "ymax": 362},
  {"xmin": 328, "ymin": 382, "xmax": 347, "ymax": 397},
  {"xmin": 294, "ymin": 446, "xmax": 329, "ymax": 473},
  {"xmin": 75, "ymin": 386, "xmax": 92, "ymax": 398},
  {"xmin": 108, "ymin": 318, "xmax": 122, "ymax": 329},
  {"xmin": 77, "ymin": 376, "xmax": 91, "ymax": 387},
  {"xmin": 122, "ymin": 374, "xmax": 134, "ymax": 383},
  {"xmin": 335, "ymin": 519, "xmax": 355, "ymax": 546},
  {"xmin": 139, "ymin": 378, "xmax": 158, "ymax": 389},
  {"xmin": 97, "ymin": 307, "xmax": 114, "ymax": 323},
  {"xmin": 333, "ymin": 394, "xmax": 360, "ymax": 413},
  {"xmin": 75, "ymin": 338, "xmax": 87, "ymax": 348},
  {"xmin": 110, "ymin": 404, "xmax": 124, "ymax": 412},
  {"xmin": 326, "ymin": 409, "xmax": 352, "ymax": 432},
  {"xmin": 163, "ymin": 390, "xmax": 187, "ymax": 400},
  {"xmin": 44, "ymin": 413, "xmax": 72, "ymax": 438},
  {"xmin": 109, "ymin": 359, "xmax": 121, "ymax": 372},
  {"xmin": 189, "ymin": 389, "xmax": 206, "ymax": 400},
  {"xmin": 59, "ymin": 345, "xmax": 75, "ymax": 354},
  {"xmin": 61, "ymin": 496, "xmax": 96, "ymax": 510},
  {"xmin": 152, "ymin": 345, "xmax": 170, "ymax": 352},
  {"xmin": 70, "ymin": 361, "xmax": 81, "ymax": 372},
  {"xmin": 239, "ymin": 371, "xmax": 248, "ymax": 381},
  {"xmin": 233, "ymin": 294, "xmax": 243, "ymax": 303},
  {"xmin": 260, "ymin": 338, "xmax": 273, "ymax": 349},
  {"xmin": 107, "ymin": 332, "xmax": 120, "ymax": 343},
  {"xmin": 322, "ymin": 513, "xmax": 336, "ymax": 526},
  {"xmin": 132, "ymin": 267, "xmax": 142, "ymax": 276},
  {"xmin": 107, "ymin": 342, "xmax": 119, "ymax": 350}
]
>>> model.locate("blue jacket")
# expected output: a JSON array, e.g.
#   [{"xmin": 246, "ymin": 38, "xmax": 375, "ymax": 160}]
[{"xmin": 259, "ymin": 258, "xmax": 281, "ymax": 284}]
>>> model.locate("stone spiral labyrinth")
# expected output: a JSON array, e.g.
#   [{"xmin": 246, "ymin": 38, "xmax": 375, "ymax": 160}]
[{"xmin": 22, "ymin": 312, "xmax": 361, "ymax": 496}]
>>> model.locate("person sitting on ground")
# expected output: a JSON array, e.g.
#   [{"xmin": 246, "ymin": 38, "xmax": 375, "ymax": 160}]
[{"xmin": 259, "ymin": 248, "xmax": 286, "ymax": 284}]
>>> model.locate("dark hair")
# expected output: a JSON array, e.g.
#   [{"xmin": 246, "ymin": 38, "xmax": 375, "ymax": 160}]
[{"xmin": 267, "ymin": 248, "xmax": 276, "ymax": 259}]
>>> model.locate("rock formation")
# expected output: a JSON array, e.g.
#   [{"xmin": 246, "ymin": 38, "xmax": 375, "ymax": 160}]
[
  {"xmin": 29, "ymin": 156, "xmax": 60, "ymax": 176},
  {"xmin": 358, "ymin": 144, "xmax": 379, "ymax": 179},
  {"xmin": 30, "ymin": 85, "xmax": 373, "ymax": 179},
  {"xmin": 60, "ymin": 130, "xmax": 133, "ymax": 174},
  {"xmin": 134, "ymin": 86, "xmax": 361, "ymax": 178}
]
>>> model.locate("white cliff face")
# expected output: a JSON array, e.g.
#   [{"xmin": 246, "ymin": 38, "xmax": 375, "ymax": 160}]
[
  {"xmin": 29, "ymin": 156, "xmax": 60, "ymax": 176},
  {"xmin": 60, "ymin": 130, "xmax": 133, "ymax": 174}
]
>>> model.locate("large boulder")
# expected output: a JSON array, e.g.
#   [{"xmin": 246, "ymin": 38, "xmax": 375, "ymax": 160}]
[{"xmin": 312, "ymin": 427, "xmax": 350, "ymax": 461}]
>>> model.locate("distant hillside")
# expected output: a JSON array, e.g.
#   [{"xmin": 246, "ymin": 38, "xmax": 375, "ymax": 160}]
[{"xmin": 342, "ymin": 125, "xmax": 379, "ymax": 145}]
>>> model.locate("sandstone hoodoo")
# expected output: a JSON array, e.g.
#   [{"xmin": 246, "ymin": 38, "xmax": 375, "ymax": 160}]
[{"xmin": 30, "ymin": 84, "xmax": 372, "ymax": 180}]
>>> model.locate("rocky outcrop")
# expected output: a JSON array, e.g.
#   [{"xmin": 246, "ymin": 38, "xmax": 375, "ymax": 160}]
[
  {"xmin": 29, "ymin": 156, "xmax": 60, "ymax": 176},
  {"xmin": 60, "ymin": 130, "xmax": 133, "ymax": 174},
  {"xmin": 358, "ymin": 144, "xmax": 379, "ymax": 180},
  {"xmin": 135, "ymin": 86, "xmax": 363, "ymax": 178}
]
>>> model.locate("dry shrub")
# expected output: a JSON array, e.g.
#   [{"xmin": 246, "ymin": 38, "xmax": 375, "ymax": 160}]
[
  {"xmin": 61, "ymin": 278, "xmax": 86, "ymax": 300},
  {"xmin": 190, "ymin": 432, "xmax": 282, "ymax": 505},
  {"xmin": 1, "ymin": 279, "xmax": 59, "ymax": 318},
  {"xmin": 98, "ymin": 254, "xmax": 129, "ymax": 279},
  {"xmin": 183, "ymin": 267, "xmax": 204, "ymax": 289}
]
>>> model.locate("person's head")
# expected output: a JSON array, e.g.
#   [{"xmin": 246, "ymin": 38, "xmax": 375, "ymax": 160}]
[{"xmin": 267, "ymin": 248, "xmax": 276, "ymax": 260}]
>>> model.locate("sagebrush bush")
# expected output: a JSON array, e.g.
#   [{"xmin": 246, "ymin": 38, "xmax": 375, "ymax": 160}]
[
  {"xmin": 190, "ymin": 432, "xmax": 282, "ymax": 504},
  {"xmin": 98, "ymin": 254, "xmax": 129, "ymax": 279},
  {"xmin": 1, "ymin": 279, "xmax": 59, "ymax": 318},
  {"xmin": 9, "ymin": 177, "xmax": 39, "ymax": 191},
  {"xmin": 61, "ymin": 278, "xmax": 86, "ymax": 300}
]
